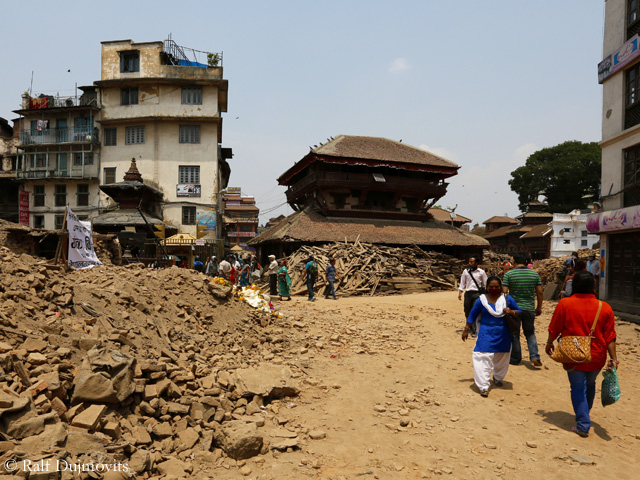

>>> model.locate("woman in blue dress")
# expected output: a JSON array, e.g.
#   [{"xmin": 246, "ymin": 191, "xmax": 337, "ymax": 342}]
[
  {"xmin": 238, "ymin": 257, "xmax": 251, "ymax": 287},
  {"xmin": 462, "ymin": 276, "xmax": 521, "ymax": 397}
]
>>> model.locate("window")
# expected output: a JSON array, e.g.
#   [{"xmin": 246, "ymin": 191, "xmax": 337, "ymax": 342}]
[
  {"xmin": 179, "ymin": 125, "xmax": 201, "ymax": 144},
  {"xmin": 54, "ymin": 185, "xmax": 66, "ymax": 207},
  {"xmin": 104, "ymin": 167, "xmax": 116, "ymax": 184},
  {"xmin": 179, "ymin": 165, "xmax": 200, "ymax": 184},
  {"xmin": 54, "ymin": 215, "xmax": 64, "ymax": 229},
  {"xmin": 104, "ymin": 128, "xmax": 117, "ymax": 146},
  {"xmin": 120, "ymin": 88, "xmax": 139, "ymax": 105},
  {"xmin": 182, "ymin": 86, "xmax": 203, "ymax": 105},
  {"xmin": 77, "ymin": 184, "xmax": 89, "ymax": 207},
  {"xmin": 624, "ymin": 144, "xmax": 640, "ymax": 206},
  {"xmin": 581, "ymin": 239, "xmax": 588, "ymax": 247},
  {"xmin": 182, "ymin": 206, "xmax": 196, "ymax": 225},
  {"xmin": 77, "ymin": 215, "xmax": 89, "ymax": 221},
  {"xmin": 625, "ymin": 63, "xmax": 640, "ymax": 129},
  {"xmin": 120, "ymin": 51, "xmax": 140, "ymax": 73},
  {"xmin": 629, "ymin": 0, "xmax": 640, "ymax": 39},
  {"xmin": 563, "ymin": 239, "xmax": 571, "ymax": 245},
  {"xmin": 581, "ymin": 230, "xmax": 588, "ymax": 237},
  {"xmin": 125, "ymin": 126, "xmax": 145, "ymax": 145},
  {"xmin": 31, "ymin": 154, "xmax": 47, "ymax": 169},
  {"xmin": 563, "ymin": 227, "xmax": 571, "ymax": 233},
  {"xmin": 33, "ymin": 215, "xmax": 45, "ymax": 229},
  {"xmin": 34, "ymin": 185, "xmax": 45, "ymax": 207},
  {"xmin": 73, "ymin": 153, "xmax": 94, "ymax": 166}
]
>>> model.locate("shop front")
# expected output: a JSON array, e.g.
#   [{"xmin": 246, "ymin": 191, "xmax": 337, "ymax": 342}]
[{"xmin": 587, "ymin": 206, "xmax": 640, "ymax": 319}]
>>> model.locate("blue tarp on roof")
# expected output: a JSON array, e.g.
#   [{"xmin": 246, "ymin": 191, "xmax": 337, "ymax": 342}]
[{"xmin": 177, "ymin": 59, "xmax": 208, "ymax": 67}]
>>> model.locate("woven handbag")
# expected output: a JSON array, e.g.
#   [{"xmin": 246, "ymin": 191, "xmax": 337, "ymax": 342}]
[{"xmin": 551, "ymin": 301, "xmax": 602, "ymax": 364}]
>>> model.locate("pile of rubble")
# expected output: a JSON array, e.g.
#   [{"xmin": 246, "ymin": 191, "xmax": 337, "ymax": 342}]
[
  {"xmin": 281, "ymin": 241, "xmax": 466, "ymax": 296},
  {"xmin": 0, "ymin": 246, "xmax": 308, "ymax": 479},
  {"xmin": 535, "ymin": 248, "xmax": 599, "ymax": 286}
]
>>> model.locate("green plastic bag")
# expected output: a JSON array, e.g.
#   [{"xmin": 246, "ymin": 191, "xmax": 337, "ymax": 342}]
[{"xmin": 601, "ymin": 367, "xmax": 621, "ymax": 407}]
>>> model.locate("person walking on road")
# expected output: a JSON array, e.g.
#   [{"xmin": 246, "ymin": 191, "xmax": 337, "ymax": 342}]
[
  {"xmin": 462, "ymin": 276, "xmax": 521, "ymax": 397},
  {"xmin": 545, "ymin": 271, "xmax": 618, "ymax": 437},
  {"xmin": 458, "ymin": 256, "xmax": 488, "ymax": 336},
  {"xmin": 325, "ymin": 258, "xmax": 338, "ymax": 300},
  {"xmin": 278, "ymin": 259, "xmax": 292, "ymax": 301},
  {"xmin": 587, "ymin": 253, "xmax": 601, "ymax": 297},
  {"xmin": 503, "ymin": 252, "xmax": 543, "ymax": 367},
  {"xmin": 305, "ymin": 255, "xmax": 319, "ymax": 301}
]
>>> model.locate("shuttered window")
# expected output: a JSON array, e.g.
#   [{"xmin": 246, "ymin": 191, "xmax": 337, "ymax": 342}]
[
  {"xmin": 125, "ymin": 126, "xmax": 145, "ymax": 145},
  {"xmin": 179, "ymin": 125, "xmax": 200, "ymax": 144},
  {"xmin": 181, "ymin": 86, "xmax": 202, "ymax": 105},
  {"xmin": 179, "ymin": 166, "xmax": 200, "ymax": 184}
]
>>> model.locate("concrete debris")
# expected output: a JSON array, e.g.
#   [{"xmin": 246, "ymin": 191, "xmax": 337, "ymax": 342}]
[{"xmin": 0, "ymin": 242, "xmax": 302, "ymax": 477}]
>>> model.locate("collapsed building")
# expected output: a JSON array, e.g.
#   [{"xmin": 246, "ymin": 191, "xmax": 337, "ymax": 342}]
[{"xmin": 249, "ymin": 135, "xmax": 488, "ymax": 258}]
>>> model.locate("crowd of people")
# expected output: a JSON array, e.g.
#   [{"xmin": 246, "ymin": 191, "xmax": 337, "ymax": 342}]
[
  {"xmin": 459, "ymin": 251, "xmax": 618, "ymax": 438},
  {"xmin": 192, "ymin": 252, "xmax": 340, "ymax": 303}
]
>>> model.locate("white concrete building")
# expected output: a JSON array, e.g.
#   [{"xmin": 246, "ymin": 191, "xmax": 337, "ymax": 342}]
[
  {"xmin": 590, "ymin": 0, "xmax": 640, "ymax": 319},
  {"xmin": 550, "ymin": 210, "xmax": 600, "ymax": 257},
  {"xmin": 95, "ymin": 38, "xmax": 230, "ymax": 239}
]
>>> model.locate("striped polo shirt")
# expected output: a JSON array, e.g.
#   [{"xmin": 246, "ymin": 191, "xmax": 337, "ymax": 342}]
[{"xmin": 503, "ymin": 266, "xmax": 541, "ymax": 311}]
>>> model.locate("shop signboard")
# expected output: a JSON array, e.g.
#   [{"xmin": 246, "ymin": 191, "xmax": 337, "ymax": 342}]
[{"xmin": 18, "ymin": 191, "xmax": 29, "ymax": 226}]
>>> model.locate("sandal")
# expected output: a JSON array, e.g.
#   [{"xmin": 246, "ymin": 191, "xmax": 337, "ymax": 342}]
[
  {"xmin": 480, "ymin": 389, "xmax": 489, "ymax": 397},
  {"xmin": 493, "ymin": 379, "xmax": 503, "ymax": 387},
  {"xmin": 571, "ymin": 426, "xmax": 589, "ymax": 438}
]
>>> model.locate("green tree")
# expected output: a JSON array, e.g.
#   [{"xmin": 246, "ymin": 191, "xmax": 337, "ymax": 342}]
[{"xmin": 508, "ymin": 141, "xmax": 601, "ymax": 213}]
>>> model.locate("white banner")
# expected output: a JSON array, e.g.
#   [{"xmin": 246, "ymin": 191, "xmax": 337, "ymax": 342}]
[{"xmin": 67, "ymin": 208, "xmax": 102, "ymax": 269}]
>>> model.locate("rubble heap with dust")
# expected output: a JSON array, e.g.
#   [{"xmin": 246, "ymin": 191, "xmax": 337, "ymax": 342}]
[{"xmin": 0, "ymin": 247, "xmax": 306, "ymax": 478}]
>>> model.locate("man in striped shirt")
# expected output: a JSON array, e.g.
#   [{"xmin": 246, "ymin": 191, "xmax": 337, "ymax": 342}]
[{"xmin": 503, "ymin": 252, "xmax": 543, "ymax": 367}]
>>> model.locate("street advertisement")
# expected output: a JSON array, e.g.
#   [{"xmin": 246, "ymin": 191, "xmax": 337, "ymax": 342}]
[{"xmin": 587, "ymin": 205, "xmax": 640, "ymax": 233}]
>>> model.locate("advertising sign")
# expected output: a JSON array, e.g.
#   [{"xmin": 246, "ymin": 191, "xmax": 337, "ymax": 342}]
[
  {"xmin": 598, "ymin": 34, "xmax": 640, "ymax": 83},
  {"xmin": 176, "ymin": 184, "xmax": 201, "ymax": 197},
  {"xmin": 18, "ymin": 191, "xmax": 29, "ymax": 226},
  {"xmin": 196, "ymin": 211, "xmax": 216, "ymax": 232},
  {"xmin": 67, "ymin": 208, "xmax": 102, "ymax": 269},
  {"xmin": 227, "ymin": 231, "xmax": 257, "ymax": 237},
  {"xmin": 226, "ymin": 187, "xmax": 241, "ymax": 194},
  {"xmin": 586, "ymin": 205, "xmax": 640, "ymax": 233}
]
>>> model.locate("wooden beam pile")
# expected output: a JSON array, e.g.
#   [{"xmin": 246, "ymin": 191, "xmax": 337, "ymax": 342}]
[{"xmin": 280, "ymin": 238, "xmax": 466, "ymax": 297}]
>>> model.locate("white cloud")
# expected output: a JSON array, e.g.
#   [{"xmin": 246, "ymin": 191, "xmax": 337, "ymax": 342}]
[
  {"xmin": 514, "ymin": 143, "xmax": 537, "ymax": 164},
  {"xmin": 419, "ymin": 144, "xmax": 458, "ymax": 163},
  {"xmin": 388, "ymin": 57, "xmax": 410, "ymax": 73}
]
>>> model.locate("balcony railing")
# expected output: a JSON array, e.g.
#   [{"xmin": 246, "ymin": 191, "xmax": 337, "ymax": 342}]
[
  {"xmin": 15, "ymin": 166, "xmax": 98, "ymax": 179},
  {"xmin": 19, "ymin": 127, "xmax": 98, "ymax": 145},
  {"xmin": 23, "ymin": 94, "xmax": 98, "ymax": 110}
]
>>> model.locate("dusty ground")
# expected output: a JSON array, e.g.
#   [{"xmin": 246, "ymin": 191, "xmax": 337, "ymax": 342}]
[{"xmin": 226, "ymin": 291, "xmax": 640, "ymax": 480}]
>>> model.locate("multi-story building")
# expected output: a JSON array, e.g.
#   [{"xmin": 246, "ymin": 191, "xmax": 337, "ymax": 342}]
[
  {"xmin": 550, "ymin": 210, "xmax": 599, "ymax": 257},
  {"xmin": 95, "ymin": 38, "xmax": 231, "ymax": 239},
  {"xmin": 12, "ymin": 87, "xmax": 101, "ymax": 229},
  {"xmin": 590, "ymin": 0, "xmax": 640, "ymax": 318},
  {"xmin": 0, "ymin": 118, "xmax": 18, "ymax": 223},
  {"xmin": 222, "ymin": 188, "xmax": 259, "ymax": 250}
]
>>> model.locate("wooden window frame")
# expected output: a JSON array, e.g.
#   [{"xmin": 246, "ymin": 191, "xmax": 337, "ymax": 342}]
[
  {"xmin": 104, "ymin": 128, "xmax": 117, "ymax": 146},
  {"xmin": 77, "ymin": 184, "xmax": 90, "ymax": 207},
  {"xmin": 179, "ymin": 165, "xmax": 200, "ymax": 184},
  {"xmin": 181, "ymin": 86, "xmax": 203, "ymax": 105},
  {"xmin": 33, "ymin": 185, "xmax": 46, "ymax": 207},
  {"xmin": 182, "ymin": 206, "xmax": 197, "ymax": 225}
]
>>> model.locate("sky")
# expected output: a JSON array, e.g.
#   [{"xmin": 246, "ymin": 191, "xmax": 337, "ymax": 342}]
[{"xmin": 0, "ymin": 0, "xmax": 606, "ymax": 227}]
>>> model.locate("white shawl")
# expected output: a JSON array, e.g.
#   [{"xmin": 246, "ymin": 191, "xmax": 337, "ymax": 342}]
[{"xmin": 479, "ymin": 294, "xmax": 507, "ymax": 317}]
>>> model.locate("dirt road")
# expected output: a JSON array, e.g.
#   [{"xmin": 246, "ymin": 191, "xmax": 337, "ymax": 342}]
[{"xmin": 233, "ymin": 291, "xmax": 640, "ymax": 480}]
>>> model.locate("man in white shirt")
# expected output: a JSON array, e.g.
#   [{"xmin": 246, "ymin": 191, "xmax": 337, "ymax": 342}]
[
  {"xmin": 267, "ymin": 255, "xmax": 279, "ymax": 296},
  {"xmin": 218, "ymin": 256, "xmax": 232, "ymax": 279},
  {"xmin": 458, "ymin": 256, "xmax": 488, "ymax": 334}
]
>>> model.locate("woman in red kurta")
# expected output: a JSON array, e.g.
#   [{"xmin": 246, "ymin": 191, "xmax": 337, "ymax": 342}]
[{"xmin": 545, "ymin": 271, "xmax": 618, "ymax": 437}]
